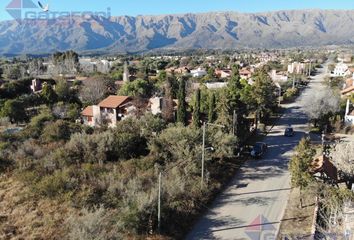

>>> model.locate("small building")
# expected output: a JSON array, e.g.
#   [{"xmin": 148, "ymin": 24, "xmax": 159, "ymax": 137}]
[
  {"xmin": 148, "ymin": 96, "xmax": 178, "ymax": 116},
  {"xmin": 149, "ymin": 97, "xmax": 163, "ymax": 115},
  {"xmin": 81, "ymin": 95, "xmax": 135, "ymax": 128},
  {"xmin": 345, "ymin": 99, "xmax": 354, "ymax": 126},
  {"xmin": 30, "ymin": 79, "xmax": 42, "ymax": 92}
]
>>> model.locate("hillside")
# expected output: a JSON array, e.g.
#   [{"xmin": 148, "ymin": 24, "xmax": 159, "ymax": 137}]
[{"xmin": 0, "ymin": 9, "xmax": 354, "ymax": 54}]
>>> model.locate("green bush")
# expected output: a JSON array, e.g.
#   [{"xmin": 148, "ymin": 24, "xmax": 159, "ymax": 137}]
[
  {"xmin": 41, "ymin": 120, "xmax": 72, "ymax": 142},
  {"xmin": 283, "ymin": 87, "xmax": 298, "ymax": 102}
]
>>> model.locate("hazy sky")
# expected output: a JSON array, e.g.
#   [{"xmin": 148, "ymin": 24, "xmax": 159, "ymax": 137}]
[{"xmin": 1, "ymin": 0, "xmax": 354, "ymax": 21}]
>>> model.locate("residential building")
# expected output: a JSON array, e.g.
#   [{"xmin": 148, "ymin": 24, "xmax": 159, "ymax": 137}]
[
  {"xmin": 287, "ymin": 62, "xmax": 306, "ymax": 74},
  {"xmin": 81, "ymin": 95, "xmax": 135, "ymax": 128},
  {"xmin": 205, "ymin": 82, "xmax": 228, "ymax": 89},
  {"xmin": 332, "ymin": 62, "xmax": 349, "ymax": 77},
  {"xmin": 215, "ymin": 69, "xmax": 232, "ymax": 78},
  {"xmin": 190, "ymin": 67, "xmax": 207, "ymax": 78},
  {"xmin": 239, "ymin": 68, "xmax": 252, "ymax": 79},
  {"xmin": 341, "ymin": 74, "xmax": 354, "ymax": 97},
  {"xmin": 269, "ymin": 69, "xmax": 288, "ymax": 82}
]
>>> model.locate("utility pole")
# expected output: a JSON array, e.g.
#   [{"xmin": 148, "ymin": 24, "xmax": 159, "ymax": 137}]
[
  {"xmin": 201, "ymin": 122, "xmax": 206, "ymax": 189},
  {"xmin": 292, "ymin": 75, "xmax": 295, "ymax": 89},
  {"xmin": 278, "ymin": 86, "xmax": 281, "ymax": 105},
  {"xmin": 308, "ymin": 61, "xmax": 312, "ymax": 77},
  {"xmin": 158, "ymin": 172, "xmax": 162, "ymax": 233}
]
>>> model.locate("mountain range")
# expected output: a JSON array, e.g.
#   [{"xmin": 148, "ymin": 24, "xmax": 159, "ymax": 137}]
[{"xmin": 0, "ymin": 9, "xmax": 354, "ymax": 55}]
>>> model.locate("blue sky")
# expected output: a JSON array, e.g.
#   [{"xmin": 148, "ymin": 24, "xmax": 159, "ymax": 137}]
[{"xmin": 1, "ymin": 0, "xmax": 354, "ymax": 21}]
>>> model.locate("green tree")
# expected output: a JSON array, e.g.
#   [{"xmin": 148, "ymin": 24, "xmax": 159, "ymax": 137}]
[
  {"xmin": 162, "ymin": 77, "xmax": 175, "ymax": 122},
  {"xmin": 192, "ymin": 89, "xmax": 201, "ymax": 128},
  {"xmin": 215, "ymin": 89, "xmax": 231, "ymax": 128},
  {"xmin": 41, "ymin": 84, "xmax": 58, "ymax": 105},
  {"xmin": 0, "ymin": 99, "xmax": 27, "ymax": 123},
  {"xmin": 118, "ymin": 79, "xmax": 153, "ymax": 97},
  {"xmin": 208, "ymin": 91, "xmax": 216, "ymax": 123},
  {"xmin": 55, "ymin": 79, "xmax": 71, "ymax": 102},
  {"xmin": 289, "ymin": 138, "xmax": 315, "ymax": 208},
  {"xmin": 251, "ymin": 69, "xmax": 277, "ymax": 121},
  {"xmin": 177, "ymin": 77, "xmax": 187, "ymax": 125},
  {"xmin": 41, "ymin": 120, "xmax": 72, "ymax": 142}
]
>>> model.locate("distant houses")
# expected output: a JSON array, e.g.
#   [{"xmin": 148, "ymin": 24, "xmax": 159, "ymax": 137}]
[{"xmin": 79, "ymin": 58, "xmax": 113, "ymax": 74}]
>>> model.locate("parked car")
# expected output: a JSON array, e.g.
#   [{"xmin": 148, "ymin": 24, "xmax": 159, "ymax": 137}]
[
  {"xmin": 250, "ymin": 142, "xmax": 267, "ymax": 158},
  {"xmin": 284, "ymin": 127, "xmax": 294, "ymax": 137}
]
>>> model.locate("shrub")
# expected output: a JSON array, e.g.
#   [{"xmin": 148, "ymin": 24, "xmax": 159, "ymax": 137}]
[
  {"xmin": 67, "ymin": 206, "xmax": 122, "ymax": 240},
  {"xmin": 41, "ymin": 120, "xmax": 72, "ymax": 142}
]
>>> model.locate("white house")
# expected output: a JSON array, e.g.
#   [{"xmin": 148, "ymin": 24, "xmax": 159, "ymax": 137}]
[
  {"xmin": 344, "ymin": 99, "xmax": 354, "ymax": 126},
  {"xmin": 149, "ymin": 97, "xmax": 162, "ymax": 115},
  {"xmin": 269, "ymin": 70, "xmax": 288, "ymax": 82},
  {"xmin": 190, "ymin": 67, "xmax": 207, "ymax": 78},
  {"xmin": 79, "ymin": 58, "xmax": 113, "ymax": 74},
  {"xmin": 333, "ymin": 62, "xmax": 349, "ymax": 77},
  {"xmin": 287, "ymin": 62, "xmax": 306, "ymax": 74},
  {"xmin": 205, "ymin": 82, "xmax": 228, "ymax": 89}
]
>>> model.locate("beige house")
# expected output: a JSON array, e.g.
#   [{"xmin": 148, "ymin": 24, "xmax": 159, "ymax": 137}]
[{"xmin": 81, "ymin": 95, "xmax": 135, "ymax": 128}]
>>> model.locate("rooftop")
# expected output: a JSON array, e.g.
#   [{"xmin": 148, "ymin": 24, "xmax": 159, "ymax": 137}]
[
  {"xmin": 82, "ymin": 106, "xmax": 93, "ymax": 116},
  {"xmin": 98, "ymin": 95, "xmax": 130, "ymax": 109}
]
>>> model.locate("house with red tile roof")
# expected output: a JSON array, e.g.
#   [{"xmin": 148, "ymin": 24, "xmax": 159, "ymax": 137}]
[
  {"xmin": 215, "ymin": 69, "xmax": 232, "ymax": 78},
  {"xmin": 239, "ymin": 68, "xmax": 252, "ymax": 79},
  {"xmin": 341, "ymin": 75, "xmax": 354, "ymax": 97},
  {"xmin": 81, "ymin": 95, "xmax": 135, "ymax": 127}
]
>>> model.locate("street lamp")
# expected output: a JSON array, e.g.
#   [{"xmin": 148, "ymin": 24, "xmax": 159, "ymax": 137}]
[{"xmin": 201, "ymin": 122, "xmax": 225, "ymax": 188}]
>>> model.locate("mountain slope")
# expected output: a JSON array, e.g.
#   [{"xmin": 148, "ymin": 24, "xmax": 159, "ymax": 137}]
[{"xmin": 0, "ymin": 9, "xmax": 354, "ymax": 54}]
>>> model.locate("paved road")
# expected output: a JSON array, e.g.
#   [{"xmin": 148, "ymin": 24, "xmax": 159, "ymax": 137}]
[{"xmin": 185, "ymin": 65, "xmax": 328, "ymax": 240}]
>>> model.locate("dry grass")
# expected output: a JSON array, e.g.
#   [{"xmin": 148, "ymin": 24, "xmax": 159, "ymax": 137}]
[
  {"xmin": 0, "ymin": 174, "xmax": 78, "ymax": 240},
  {"xmin": 277, "ymin": 187, "xmax": 317, "ymax": 239}
]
